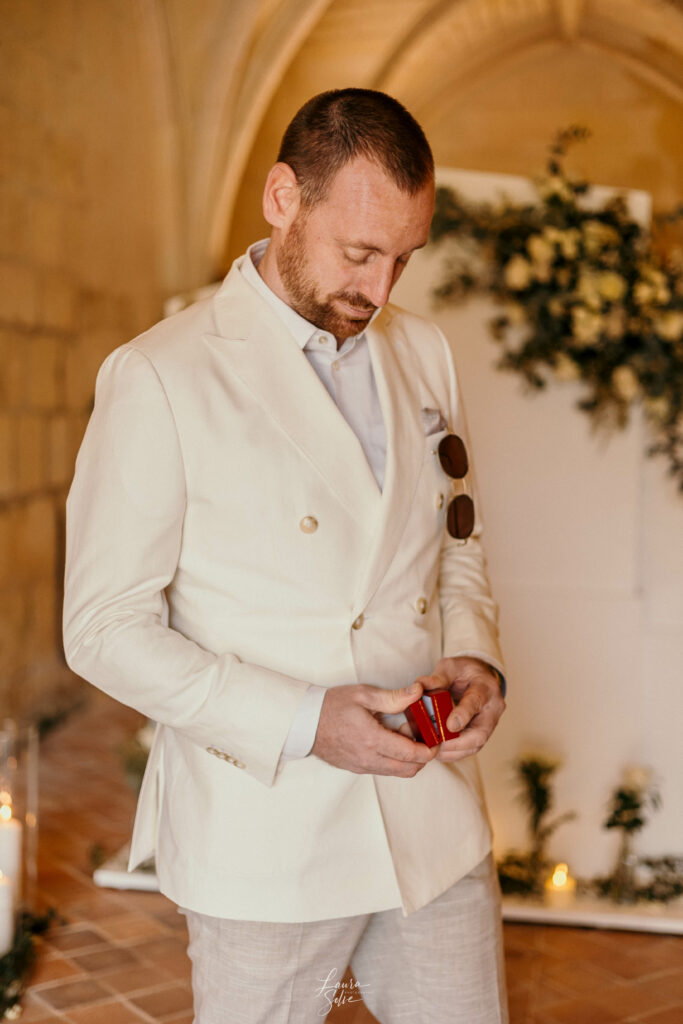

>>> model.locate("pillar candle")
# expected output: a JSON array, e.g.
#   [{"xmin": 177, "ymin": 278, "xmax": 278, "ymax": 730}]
[
  {"xmin": 0, "ymin": 872, "xmax": 13, "ymax": 957},
  {"xmin": 0, "ymin": 806, "xmax": 22, "ymax": 899},
  {"xmin": 544, "ymin": 863, "xmax": 577, "ymax": 909}
]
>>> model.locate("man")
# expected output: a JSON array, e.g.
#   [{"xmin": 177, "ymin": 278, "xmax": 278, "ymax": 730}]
[{"xmin": 64, "ymin": 89, "xmax": 508, "ymax": 1022}]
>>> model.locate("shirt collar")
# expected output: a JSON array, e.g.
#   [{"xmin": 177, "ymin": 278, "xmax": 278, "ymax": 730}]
[{"xmin": 241, "ymin": 239, "xmax": 381, "ymax": 351}]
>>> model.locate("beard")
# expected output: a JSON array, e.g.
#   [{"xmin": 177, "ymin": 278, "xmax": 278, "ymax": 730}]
[{"xmin": 276, "ymin": 215, "xmax": 376, "ymax": 340}]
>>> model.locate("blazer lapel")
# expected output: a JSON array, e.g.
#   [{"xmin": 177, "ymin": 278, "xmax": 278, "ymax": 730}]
[
  {"xmin": 204, "ymin": 265, "xmax": 381, "ymax": 529},
  {"xmin": 351, "ymin": 309, "xmax": 424, "ymax": 618}
]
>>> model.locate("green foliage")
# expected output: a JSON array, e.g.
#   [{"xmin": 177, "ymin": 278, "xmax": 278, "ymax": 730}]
[
  {"xmin": 430, "ymin": 126, "xmax": 683, "ymax": 489},
  {"xmin": 497, "ymin": 755, "xmax": 576, "ymax": 896},
  {"xmin": 592, "ymin": 855, "xmax": 683, "ymax": 905},
  {"xmin": 604, "ymin": 780, "xmax": 660, "ymax": 834}
]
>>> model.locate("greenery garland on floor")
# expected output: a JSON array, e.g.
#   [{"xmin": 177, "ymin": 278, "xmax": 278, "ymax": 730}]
[
  {"xmin": 497, "ymin": 756, "xmax": 683, "ymax": 905},
  {"xmin": 0, "ymin": 910, "xmax": 56, "ymax": 1020},
  {"xmin": 430, "ymin": 127, "xmax": 683, "ymax": 490}
]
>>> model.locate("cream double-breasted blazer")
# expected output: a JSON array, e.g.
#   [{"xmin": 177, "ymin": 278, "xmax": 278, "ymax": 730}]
[{"xmin": 63, "ymin": 256, "xmax": 504, "ymax": 922}]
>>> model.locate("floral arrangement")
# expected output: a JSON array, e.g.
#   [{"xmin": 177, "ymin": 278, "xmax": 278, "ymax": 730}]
[
  {"xmin": 430, "ymin": 126, "xmax": 683, "ymax": 489},
  {"xmin": 595, "ymin": 765, "xmax": 670, "ymax": 904},
  {"xmin": 603, "ymin": 764, "xmax": 660, "ymax": 835},
  {"xmin": 497, "ymin": 754, "xmax": 576, "ymax": 896}
]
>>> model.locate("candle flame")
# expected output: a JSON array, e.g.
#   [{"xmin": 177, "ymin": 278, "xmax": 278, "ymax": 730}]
[
  {"xmin": 552, "ymin": 863, "xmax": 569, "ymax": 887},
  {"xmin": 0, "ymin": 804, "xmax": 12, "ymax": 822}
]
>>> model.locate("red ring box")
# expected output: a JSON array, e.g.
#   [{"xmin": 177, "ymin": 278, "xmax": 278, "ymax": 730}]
[{"xmin": 405, "ymin": 689, "xmax": 460, "ymax": 746}]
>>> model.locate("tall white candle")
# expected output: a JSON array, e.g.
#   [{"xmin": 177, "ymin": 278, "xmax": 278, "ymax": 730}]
[
  {"xmin": 0, "ymin": 872, "xmax": 13, "ymax": 957},
  {"xmin": 0, "ymin": 803, "xmax": 22, "ymax": 900}
]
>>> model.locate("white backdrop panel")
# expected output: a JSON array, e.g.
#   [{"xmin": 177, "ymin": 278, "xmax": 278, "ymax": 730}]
[{"xmin": 392, "ymin": 167, "xmax": 683, "ymax": 875}]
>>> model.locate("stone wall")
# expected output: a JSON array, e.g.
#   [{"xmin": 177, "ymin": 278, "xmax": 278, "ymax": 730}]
[{"xmin": 0, "ymin": 1, "xmax": 164, "ymax": 720}]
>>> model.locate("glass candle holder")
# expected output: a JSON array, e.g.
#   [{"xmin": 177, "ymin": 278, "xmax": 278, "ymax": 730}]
[{"xmin": 0, "ymin": 721, "xmax": 39, "ymax": 954}]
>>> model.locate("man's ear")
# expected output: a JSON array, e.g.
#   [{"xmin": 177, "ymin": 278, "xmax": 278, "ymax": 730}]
[{"xmin": 262, "ymin": 162, "xmax": 301, "ymax": 229}]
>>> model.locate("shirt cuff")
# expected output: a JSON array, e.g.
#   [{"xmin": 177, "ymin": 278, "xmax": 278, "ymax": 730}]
[{"xmin": 280, "ymin": 684, "xmax": 327, "ymax": 761}]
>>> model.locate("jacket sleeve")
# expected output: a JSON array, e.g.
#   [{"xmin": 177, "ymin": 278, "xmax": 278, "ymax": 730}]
[
  {"xmin": 434, "ymin": 328, "xmax": 506, "ymax": 677},
  {"xmin": 63, "ymin": 344, "xmax": 310, "ymax": 787}
]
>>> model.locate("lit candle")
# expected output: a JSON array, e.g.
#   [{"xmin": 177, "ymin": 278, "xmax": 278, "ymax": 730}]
[
  {"xmin": 0, "ymin": 798, "xmax": 22, "ymax": 901},
  {"xmin": 544, "ymin": 862, "xmax": 577, "ymax": 908},
  {"xmin": 0, "ymin": 871, "xmax": 13, "ymax": 956}
]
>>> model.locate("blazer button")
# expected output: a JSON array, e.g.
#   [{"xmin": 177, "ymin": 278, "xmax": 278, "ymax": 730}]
[
  {"xmin": 436, "ymin": 493, "xmax": 445, "ymax": 510},
  {"xmin": 416, "ymin": 597, "xmax": 428, "ymax": 615},
  {"xmin": 352, "ymin": 613, "xmax": 364, "ymax": 630},
  {"xmin": 299, "ymin": 515, "xmax": 318, "ymax": 533}
]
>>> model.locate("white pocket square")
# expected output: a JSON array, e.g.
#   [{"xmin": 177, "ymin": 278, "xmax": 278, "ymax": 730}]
[{"xmin": 421, "ymin": 407, "xmax": 448, "ymax": 436}]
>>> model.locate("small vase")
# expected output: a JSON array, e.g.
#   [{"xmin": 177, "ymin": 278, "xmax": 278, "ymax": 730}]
[{"xmin": 609, "ymin": 830, "xmax": 639, "ymax": 903}]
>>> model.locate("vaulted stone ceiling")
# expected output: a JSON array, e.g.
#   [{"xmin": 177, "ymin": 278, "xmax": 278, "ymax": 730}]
[{"xmin": 140, "ymin": 0, "xmax": 683, "ymax": 288}]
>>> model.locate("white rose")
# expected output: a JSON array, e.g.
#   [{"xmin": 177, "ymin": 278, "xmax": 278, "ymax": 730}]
[
  {"xmin": 527, "ymin": 234, "xmax": 555, "ymax": 264},
  {"xmin": 655, "ymin": 311, "xmax": 683, "ymax": 340},
  {"xmin": 505, "ymin": 302, "xmax": 526, "ymax": 325},
  {"xmin": 558, "ymin": 228, "xmax": 581, "ymax": 259},
  {"xmin": 582, "ymin": 219, "xmax": 619, "ymax": 255},
  {"xmin": 599, "ymin": 272, "xmax": 627, "ymax": 302},
  {"xmin": 642, "ymin": 266, "xmax": 666, "ymax": 288},
  {"xmin": 577, "ymin": 271, "xmax": 602, "ymax": 311},
  {"xmin": 623, "ymin": 765, "xmax": 652, "ymax": 792},
  {"xmin": 572, "ymin": 306, "xmax": 604, "ymax": 345},
  {"xmin": 644, "ymin": 396, "xmax": 670, "ymax": 423},
  {"xmin": 573, "ymin": 305, "xmax": 602, "ymax": 346},
  {"xmin": 542, "ymin": 226, "xmax": 562, "ymax": 245},
  {"xmin": 604, "ymin": 306, "xmax": 626, "ymax": 340},
  {"xmin": 634, "ymin": 281, "xmax": 655, "ymax": 307},
  {"xmin": 612, "ymin": 365, "xmax": 639, "ymax": 402},
  {"xmin": 504, "ymin": 254, "xmax": 533, "ymax": 290},
  {"xmin": 538, "ymin": 175, "xmax": 571, "ymax": 201},
  {"xmin": 554, "ymin": 353, "xmax": 580, "ymax": 380},
  {"xmin": 533, "ymin": 261, "xmax": 552, "ymax": 283}
]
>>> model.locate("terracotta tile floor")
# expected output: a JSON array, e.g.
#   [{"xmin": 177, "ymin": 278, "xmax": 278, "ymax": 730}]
[{"xmin": 17, "ymin": 690, "xmax": 682, "ymax": 1023}]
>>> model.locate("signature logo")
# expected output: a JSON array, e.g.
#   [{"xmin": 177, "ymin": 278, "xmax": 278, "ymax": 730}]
[{"xmin": 314, "ymin": 968, "xmax": 369, "ymax": 1016}]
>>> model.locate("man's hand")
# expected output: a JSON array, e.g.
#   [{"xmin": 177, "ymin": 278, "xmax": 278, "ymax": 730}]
[
  {"xmin": 312, "ymin": 682, "xmax": 437, "ymax": 777},
  {"xmin": 417, "ymin": 656, "xmax": 505, "ymax": 763}
]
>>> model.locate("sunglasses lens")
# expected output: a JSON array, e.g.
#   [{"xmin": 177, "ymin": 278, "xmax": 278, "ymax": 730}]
[
  {"xmin": 447, "ymin": 495, "xmax": 475, "ymax": 540},
  {"xmin": 438, "ymin": 435, "xmax": 469, "ymax": 478}
]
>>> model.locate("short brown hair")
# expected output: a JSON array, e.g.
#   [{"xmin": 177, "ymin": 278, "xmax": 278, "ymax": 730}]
[{"xmin": 277, "ymin": 88, "xmax": 434, "ymax": 207}]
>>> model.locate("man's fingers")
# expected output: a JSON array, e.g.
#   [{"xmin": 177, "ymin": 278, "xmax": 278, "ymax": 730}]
[
  {"xmin": 446, "ymin": 682, "xmax": 501, "ymax": 732},
  {"xmin": 365, "ymin": 755, "xmax": 430, "ymax": 778},
  {"xmin": 436, "ymin": 723, "xmax": 491, "ymax": 762},
  {"xmin": 374, "ymin": 725, "xmax": 435, "ymax": 766},
  {"xmin": 415, "ymin": 672, "xmax": 449, "ymax": 692},
  {"xmin": 361, "ymin": 680, "xmax": 423, "ymax": 715},
  {"xmin": 438, "ymin": 704, "xmax": 504, "ymax": 762},
  {"xmin": 446, "ymin": 689, "xmax": 485, "ymax": 732},
  {"xmin": 344, "ymin": 721, "xmax": 434, "ymax": 775}
]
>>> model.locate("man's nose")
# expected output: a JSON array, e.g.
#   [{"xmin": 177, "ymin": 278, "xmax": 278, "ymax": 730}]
[{"xmin": 360, "ymin": 260, "xmax": 398, "ymax": 308}]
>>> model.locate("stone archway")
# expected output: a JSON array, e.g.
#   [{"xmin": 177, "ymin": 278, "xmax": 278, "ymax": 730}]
[{"xmin": 211, "ymin": 0, "xmax": 683, "ymax": 268}]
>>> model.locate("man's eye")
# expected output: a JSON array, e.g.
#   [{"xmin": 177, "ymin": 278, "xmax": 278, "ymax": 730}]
[{"xmin": 344, "ymin": 251, "xmax": 372, "ymax": 264}]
